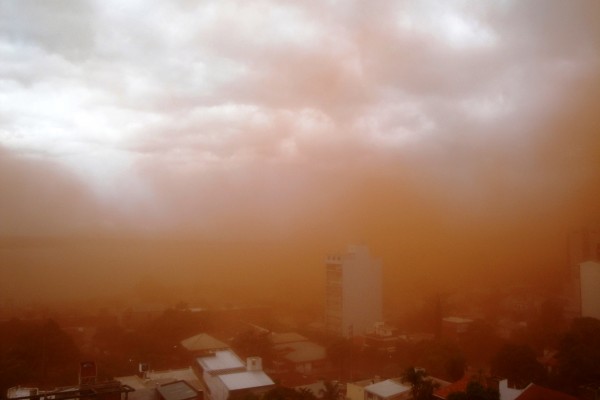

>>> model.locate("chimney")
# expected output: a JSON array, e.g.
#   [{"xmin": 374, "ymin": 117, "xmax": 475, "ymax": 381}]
[{"xmin": 246, "ymin": 357, "xmax": 262, "ymax": 371}]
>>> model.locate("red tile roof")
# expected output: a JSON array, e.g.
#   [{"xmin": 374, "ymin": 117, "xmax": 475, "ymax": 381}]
[
  {"xmin": 515, "ymin": 385, "xmax": 578, "ymax": 400},
  {"xmin": 434, "ymin": 375, "xmax": 471, "ymax": 399}
]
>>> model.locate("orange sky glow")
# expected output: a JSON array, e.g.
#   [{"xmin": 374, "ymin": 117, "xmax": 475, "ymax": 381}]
[{"xmin": 0, "ymin": 1, "xmax": 599, "ymax": 307}]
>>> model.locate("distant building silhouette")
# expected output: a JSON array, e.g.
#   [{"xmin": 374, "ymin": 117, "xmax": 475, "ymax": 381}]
[
  {"xmin": 580, "ymin": 260, "xmax": 600, "ymax": 319},
  {"xmin": 567, "ymin": 227, "xmax": 600, "ymax": 317},
  {"xmin": 325, "ymin": 245, "xmax": 383, "ymax": 338}
]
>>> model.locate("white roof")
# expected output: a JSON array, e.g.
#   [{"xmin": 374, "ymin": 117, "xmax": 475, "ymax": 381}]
[
  {"xmin": 364, "ymin": 380, "xmax": 410, "ymax": 398},
  {"xmin": 218, "ymin": 371, "xmax": 274, "ymax": 391},
  {"xmin": 197, "ymin": 350, "xmax": 245, "ymax": 372}
]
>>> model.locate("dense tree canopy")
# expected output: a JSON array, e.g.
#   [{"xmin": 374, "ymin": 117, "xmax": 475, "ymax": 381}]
[
  {"xmin": 447, "ymin": 381, "xmax": 499, "ymax": 400},
  {"xmin": 402, "ymin": 367, "xmax": 439, "ymax": 400},
  {"xmin": 491, "ymin": 343, "xmax": 546, "ymax": 389},
  {"xmin": 556, "ymin": 317, "xmax": 600, "ymax": 392},
  {"xmin": 0, "ymin": 319, "xmax": 80, "ymax": 395}
]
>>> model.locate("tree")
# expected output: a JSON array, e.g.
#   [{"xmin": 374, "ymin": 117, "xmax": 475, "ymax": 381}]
[
  {"xmin": 461, "ymin": 320, "xmax": 501, "ymax": 367},
  {"xmin": 491, "ymin": 343, "xmax": 546, "ymax": 388},
  {"xmin": 320, "ymin": 380, "xmax": 342, "ymax": 400},
  {"xmin": 446, "ymin": 381, "xmax": 499, "ymax": 400},
  {"xmin": 401, "ymin": 367, "xmax": 439, "ymax": 400},
  {"xmin": 231, "ymin": 329, "xmax": 272, "ymax": 363},
  {"xmin": 0, "ymin": 319, "xmax": 80, "ymax": 394},
  {"xmin": 412, "ymin": 340, "xmax": 466, "ymax": 381},
  {"xmin": 555, "ymin": 317, "xmax": 600, "ymax": 392},
  {"xmin": 326, "ymin": 338, "xmax": 352, "ymax": 379}
]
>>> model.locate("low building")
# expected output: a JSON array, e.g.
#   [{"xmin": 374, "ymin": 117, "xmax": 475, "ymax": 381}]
[
  {"xmin": 270, "ymin": 332, "xmax": 327, "ymax": 375},
  {"xmin": 116, "ymin": 367, "xmax": 203, "ymax": 400},
  {"xmin": 196, "ymin": 350, "xmax": 274, "ymax": 400},
  {"xmin": 363, "ymin": 323, "xmax": 400, "ymax": 354},
  {"xmin": 364, "ymin": 380, "xmax": 410, "ymax": 400},
  {"xmin": 181, "ymin": 333, "xmax": 229, "ymax": 355},
  {"xmin": 8, "ymin": 362, "xmax": 134, "ymax": 400},
  {"xmin": 157, "ymin": 381, "xmax": 202, "ymax": 400},
  {"xmin": 347, "ymin": 378, "xmax": 380, "ymax": 400}
]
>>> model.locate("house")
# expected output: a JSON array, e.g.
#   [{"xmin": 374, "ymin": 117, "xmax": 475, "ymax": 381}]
[
  {"xmin": 364, "ymin": 380, "xmax": 411, "ymax": 400},
  {"xmin": 435, "ymin": 376, "xmax": 523, "ymax": 400},
  {"xmin": 8, "ymin": 362, "xmax": 134, "ymax": 400},
  {"xmin": 116, "ymin": 367, "xmax": 203, "ymax": 400},
  {"xmin": 196, "ymin": 350, "xmax": 274, "ymax": 400},
  {"xmin": 347, "ymin": 378, "xmax": 380, "ymax": 400},
  {"xmin": 346, "ymin": 377, "xmax": 414, "ymax": 400},
  {"xmin": 157, "ymin": 381, "xmax": 202, "ymax": 400},
  {"xmin": 270, "ymin": 332, "xmax": 327, "ymax": 375},
  {"xmin": 363, "ymin": 323, "xmax": 400, "ymax": 354},
  {"xmin": 181, "ymin": 333, "xmax": 229, "ymax": 355}
]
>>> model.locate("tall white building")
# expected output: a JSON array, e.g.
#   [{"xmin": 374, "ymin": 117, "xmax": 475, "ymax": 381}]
[
  {"xmin": 567, "ymin": 227, "xmax": 600, "ymax": 316},
  {"xmin": 325, "ymin": 245, "xmax": 383, "ymax": 338}
]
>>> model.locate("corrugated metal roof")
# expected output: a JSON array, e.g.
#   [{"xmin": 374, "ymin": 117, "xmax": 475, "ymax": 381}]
[
  {"xmin": 197, "ymin": 350, "xmax": 245, "ymax": 372},
  {"xmin": 157, "ymin": 381, "xmax": 198, "ymax": 400},
  {"xmin": 218, "ymin": 371, "xmax": 274, "ymax": 391}
]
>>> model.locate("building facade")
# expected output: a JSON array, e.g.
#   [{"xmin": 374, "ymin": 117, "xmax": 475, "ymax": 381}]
[
  {"xmin": 325, "ymin": 245, "xmax": 383, "ymax": 338},
  {"xmin": 580, "ymin": 260, "xmax": 600, "ymax": 319},
  {"xmin": 567, "ymin": 227, "xmax": 600, "ymax": 317}
]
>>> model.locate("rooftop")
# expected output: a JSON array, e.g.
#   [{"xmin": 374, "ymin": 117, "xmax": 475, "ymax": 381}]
[
  {"xmin": 181, "ymin": 333, "xmax": 229, "ymax": 352},
  {"xmin": 196, "ymin": 350, "xmax": 245, "ymax": 373},
  {"xmin": 269, "ymin": 332, "xmax": 308, "ymax": 345},
  {"xmin": 364, "ymin": 379, "xmax": 410, "ymax": 398},
  {"xmin": 116, "ymin": 367, "xmax": 202, "ymax": 392},
  {"xmin": 156, "ymin": 381, "xmax": 199, "ymax": 400},
  {"xmin": 515, "ymin": 385, "xmax": 578, "ymax": 400},
  {"xmin": 218, "ymin": 371, "xmax": 274, "ymax": 391},
  {"xmin": 274, "ymin": 341, "xmax": 326, "ymax": 363}
]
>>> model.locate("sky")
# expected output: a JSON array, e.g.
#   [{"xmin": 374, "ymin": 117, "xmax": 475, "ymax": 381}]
[{"xmin": 0, "ymin": 1, "xmax": 599, "ymax": 306}]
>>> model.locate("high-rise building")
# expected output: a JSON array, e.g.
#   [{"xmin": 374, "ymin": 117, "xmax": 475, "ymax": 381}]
[
  {"xmin": 567, "ymin": 227, "xmax": 600, "ymax": 317},
  {"xmin": 325, "ymin": 245, "xmax": 383, "ymax": 338},
  {"xmin": 580, "ymin": 260, "xmax": 600, "ymax": 319}
]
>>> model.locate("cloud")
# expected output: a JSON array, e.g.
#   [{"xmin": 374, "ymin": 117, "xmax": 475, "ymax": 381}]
[{"xmin": 0, "ymin": 0, "xmax": 598, "ymax": 250}]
